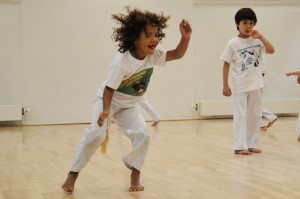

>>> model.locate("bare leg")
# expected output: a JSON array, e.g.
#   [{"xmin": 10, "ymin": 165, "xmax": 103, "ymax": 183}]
[
  {"xmin": 129, "ymin": 167, "xmax": 144, "ymax": 192},
  {"xmin": 62, "ymin": 171, "xmax": 79, "ymax": 193},
  {"xmin": 151, "ymin": 121, "xmax": 159, "ymax": 127},
  {"xmin": 298, "ymin": 135, "xmax": 300, "ymax": 142},
  {"xmin": 267, "ymin": 118, "xmax": 277, "ymax": 128}
]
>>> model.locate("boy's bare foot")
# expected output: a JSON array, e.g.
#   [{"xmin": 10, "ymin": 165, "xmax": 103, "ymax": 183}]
[
  {"xmin": 260, "ymin": 126, "xmax": 267, "ymax": 131},
  {"xmin": 62, "ymin": 171, "xmax": 79, "ymax": 193},
  {"xmin": 267, "ymin": 118, "xmax": 277, "ymax": 128},
  {"xmin": 129, "ymin": 167, "xmax": 144, "ymax": 192},
  {"xmin": 151, "ymin": 121, "xmax": 159, "ymax": 127},
  {"xmin": 234, "ymin": 150, "xmax": 252, "ymax": 155},
  {"xmin": 248, "ymin": 148, "xmax": 262, "ymax": 153}
]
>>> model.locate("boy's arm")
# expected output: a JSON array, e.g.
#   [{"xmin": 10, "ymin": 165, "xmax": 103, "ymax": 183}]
[
  {"xmin": 251, "ymin": 30, "xmax": 275, "ymax": 54},
  {"xmin": 286, "ymin": 71, "xmax": 300, "ymax": 84},
  {"xmin": 223, "ymin": 62, "xmax": 232, "ymax": 97},
  {"xmin": 98, "ymin": 86, "xmax": 115, "ymax": 127},
  {"xmin": 286, "ymin": 71, "xmax": 300, "ymax": 76},
  {"xmin": 166, "ymin": 20, "xmax": 192, "ymax": 61}
]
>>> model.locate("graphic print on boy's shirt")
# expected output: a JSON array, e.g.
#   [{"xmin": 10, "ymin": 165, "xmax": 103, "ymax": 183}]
[
  {"xmin": 237, "ymin": 44, "xmax": 261, "ymax": 71},
  {"xmin": 117, "ymin": 68, "xmax": 153, "ymax": 96}
]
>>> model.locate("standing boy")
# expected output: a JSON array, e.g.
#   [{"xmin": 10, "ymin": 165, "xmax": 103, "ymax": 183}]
[
  {"xmin": 62, "ymin": 7, "xmax": 192, "ymax": 193},
  {"xmin": 221, "ymin": 8, "xmax": 275, "ymax": 155}
]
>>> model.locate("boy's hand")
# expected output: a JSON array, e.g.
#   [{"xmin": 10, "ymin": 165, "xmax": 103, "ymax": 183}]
[
  {"xmin": 249, "ymin": 29, "xmax": 262, "ymax": 39},
  {"xmin": 223, "ymin": 86, "xmax": 232, "ymax": 97},
  {"xmin": 97, "ymin": 111, "xmax": 109, "ymax": 127},
  {"xmin": 179, "ymin": 20, "xmax": 192, "ymax": 39},
  {"xmin": 286, "ymin": 71, "xmax": 300, "ymax": 76}
]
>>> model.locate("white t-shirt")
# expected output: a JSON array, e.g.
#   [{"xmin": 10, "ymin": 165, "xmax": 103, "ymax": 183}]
[
  {"xmin": 220, "ymin": 37, "xmax": 265, "ymax": 93},
  {"xmin": 97, "ymin": 49, "xmax": 166, "ymax": 108}
]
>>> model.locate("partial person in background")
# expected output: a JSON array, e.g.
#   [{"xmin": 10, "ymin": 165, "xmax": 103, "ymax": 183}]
[
  {"xmin": 139, "ymin": 96, "xmax": 161, "ymax": 126},
  {"xmin": 259, "ymin": 54, "xmax": 277, "ymax": 131},
  {"xmin": 286, "ymin": 70, "xmax": 300, "ymax": 142}
]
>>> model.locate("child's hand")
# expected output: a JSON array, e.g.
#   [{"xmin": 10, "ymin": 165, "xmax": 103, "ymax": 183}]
[
  {"xmin": 286, "ymin": 71, "xmax": 300, "ymax": 76},
  {"xmin": 179, "ymin": 19, "xmax": 192, "ymax": 39},
  {"xmin": 223, "ymin": 86, "xmax": 232, "ymax": 97},
  {"xmin": 97, "ymin": 111, "xmax": 109, "ymax": 127},
  {"xmin": 297, "ymin": 76, "xmax": 300, "ymax": 84},
  {"xmin": 249, "ymin": 29, "xmax": 262, "ymax": 39}
]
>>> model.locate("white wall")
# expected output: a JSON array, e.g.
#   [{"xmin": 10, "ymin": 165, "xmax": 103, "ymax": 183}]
[
  {"xmin": 0, "ymin": 1, "xmax": 22, "ymax": 106},
  {"xmin": 194, "ymin": 1, "xmax": 300, "ymax": 104},
  {"xmin": 1, "ymin": 0, "xmax": 300, "ymax": 124}
]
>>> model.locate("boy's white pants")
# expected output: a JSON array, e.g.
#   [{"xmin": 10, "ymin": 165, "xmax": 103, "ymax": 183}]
[
  {"xmin": 233, "ymin": 89, "xmax": 262, "ymax": 150},
  {"xmin": 297, "ymin": 112, "xmax": 300, "ymax": 135},
  {"xmin": 259, "ymin": 108, "xmax": 277, "ymax": 127},
  {"xmin": 259, "ymin": 75, "xmax": 277, "ymax": 127},
  {"xmin": 139, "ymin": 96, "xmax": 161, "ymax": 122},
  {"xmin": 70, "ymin": 97, "xmax": 150, "ymax": 172}
]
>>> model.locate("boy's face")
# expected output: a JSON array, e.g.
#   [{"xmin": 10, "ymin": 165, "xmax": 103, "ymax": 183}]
[
  {"xmin": 237, "ymin": 19, "xmax": 255, "ymax": 38},
  {"xmin": 133, "ymin": 25, "xmax": 159, "ymax": 59}
]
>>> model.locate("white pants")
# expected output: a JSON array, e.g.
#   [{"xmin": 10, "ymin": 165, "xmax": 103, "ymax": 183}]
[
  {"xmin": 233, "ymin": 89, "xmax": 262, "ymax": 150},
  {"xmin": 297, "ymin": 112, "xmax": 300, "ymax": 135},
  {"xmin": 259, "ymin": 75, "xmax": 277, "ymax": 127},
  {"xmin": 70, "ymin": 97, "xmax": 150, "ymax": 172},
  {"xmin": 259, "ymin": 108, "xmax": 277, "ymax": 127},
  {"xmin": 139, "ymin": 96, "xmax": 161, "ymax": 122}
]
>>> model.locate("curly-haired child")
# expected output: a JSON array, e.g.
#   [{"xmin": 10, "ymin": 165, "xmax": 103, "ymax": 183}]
[{"xmin": 62, "ymin": 7, "xmax": 192, "ymax": 193}]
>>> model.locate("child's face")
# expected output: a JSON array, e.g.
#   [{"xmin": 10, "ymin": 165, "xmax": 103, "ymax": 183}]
[
  {"xmin": 133, "ymin": 25, "xmax": 159, "ymax": 59},
  {"xmin": 237, "ymin": 19, "xmax": 255, "ymax": 38}
]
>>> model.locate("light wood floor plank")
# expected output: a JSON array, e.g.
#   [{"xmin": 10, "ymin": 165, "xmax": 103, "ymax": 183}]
[{"xmin": 0, "ymin": 117, "xmax": 300, "ymax": 199}]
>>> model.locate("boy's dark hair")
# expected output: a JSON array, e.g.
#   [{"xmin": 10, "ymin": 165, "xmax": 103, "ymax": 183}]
[
  {"xmin": 234, "ymin": 8, "xmax": 257, "ymax": 31},
  {"xmin": 111, "ymin": 7, "xmax": 170, "ymax": 53}
]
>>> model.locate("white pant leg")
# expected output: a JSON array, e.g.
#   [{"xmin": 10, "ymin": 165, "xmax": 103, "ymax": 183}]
[
  {"xmin": 297, "ymin": 113, "xmax": 300, "ymax": 135},
  {"xmin": 233, "ymin": 92, "xmax": 248, "ymax": 150},
  {"xmin": 246, "ymin": 90, "xmax": 262, "ymax": 148},
  {"xmin": 139, "ymin": 96, "xmax": 161, "ymax": 122},
  {"xmin": 262, "ymin": 108, "xmax": 277, "ymax": 122},
  {"xmin": 70, "ymin": 97, "xmax": 107, "ymax": 172},
  {"xmin": 113, "ymin": 106, "xmax": 150, "ymax": 171},
  {"xmin": 233, "ymin": 90, "xmax": 261, "ymax": 150}
]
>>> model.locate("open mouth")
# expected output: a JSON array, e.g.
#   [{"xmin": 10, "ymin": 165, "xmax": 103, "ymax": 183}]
[{"xmin": 148, "ymin": 44, "xmax": 156, "ymax": 50}]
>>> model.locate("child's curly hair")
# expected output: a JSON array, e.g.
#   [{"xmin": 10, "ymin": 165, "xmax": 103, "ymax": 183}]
[{"xmin": 111, "ymin": 7, "xmax": 170, "ymax": 53}]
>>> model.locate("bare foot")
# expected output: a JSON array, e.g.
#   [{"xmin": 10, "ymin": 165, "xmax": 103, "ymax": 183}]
[
  {"xmin": 248, "ymin": 148, "xmax": 262, "ymax": 153},
  {"xmin": 267, "ymin": 118, "xmax": 277, "ymax": 128},
  {"xmin": 260, "ymin": 126, "xmax": 267, "ymax": 131},
  {"xmin": 129, "ymin": 168, "xmax": 144, "ymax": 192},
  {"xmin": 62, "ymin": 171, "xmax": 79, "ymax": 193},
  {"xmin": 234, "ymin": 150, "xmax": 252, "ymax": 155},
  {"xmin": 151, "ymin": 121, "xmax": 159, "ymax": 127}
]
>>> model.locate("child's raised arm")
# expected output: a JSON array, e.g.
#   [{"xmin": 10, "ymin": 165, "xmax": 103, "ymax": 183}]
[{"xmin": 166, "ymin": 19, "xmax": 192, "ymax": 61}]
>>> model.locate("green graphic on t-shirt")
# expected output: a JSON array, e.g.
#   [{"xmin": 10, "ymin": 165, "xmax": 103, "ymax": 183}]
[{"xmin": 117, "ymin": 68, "xmax": 153, "ymax": 96}]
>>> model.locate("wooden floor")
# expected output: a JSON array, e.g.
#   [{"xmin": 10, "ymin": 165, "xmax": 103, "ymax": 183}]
[{"xmin": 0, "ymin": 117, "xmax": 300, "ymax": 199}]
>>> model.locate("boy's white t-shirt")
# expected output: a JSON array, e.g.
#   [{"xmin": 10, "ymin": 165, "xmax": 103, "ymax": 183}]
[
  {"xmin": 220, "ymin": 37, "xmax": 265, "ymax": 93},
  {"xmin": 97, "ymin": 49, "xmax": 166, "ymax": 108}
]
